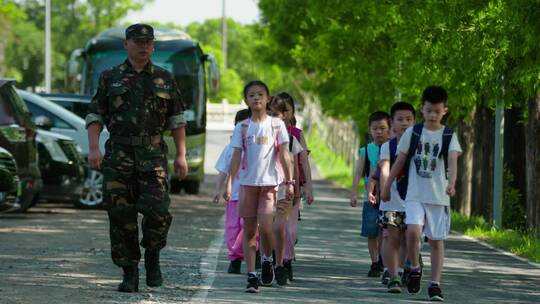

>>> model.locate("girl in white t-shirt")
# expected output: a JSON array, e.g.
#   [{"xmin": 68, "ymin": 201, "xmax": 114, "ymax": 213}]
[
  {"xmin": 229, "ymin": 80, "xmax": 294, "ymax": 293},
  {"xmin": 212, "ymin": 109, "xmax": 251, "ymax": 275}
]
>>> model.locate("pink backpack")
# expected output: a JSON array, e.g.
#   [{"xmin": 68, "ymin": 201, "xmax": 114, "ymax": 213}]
[{"xmin": 287, "ymin": 126, "xmax": 307, "ymax": 186}]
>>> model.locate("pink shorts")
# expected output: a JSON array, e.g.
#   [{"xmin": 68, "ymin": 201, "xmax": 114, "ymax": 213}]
[{"xmin": 238, "ymin": 185, "xmax": 277, "ymax": 218}]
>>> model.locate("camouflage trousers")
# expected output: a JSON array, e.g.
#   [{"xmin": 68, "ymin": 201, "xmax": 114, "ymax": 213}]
[{"xmin": 102, "ymin": 146, "xmax": 172, "ymax": 267}]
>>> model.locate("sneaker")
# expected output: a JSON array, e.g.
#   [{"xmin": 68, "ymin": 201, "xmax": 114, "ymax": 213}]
[
  {"xmin": 428, "ymin": 283, "xmax": 444, "ymax": 301},
  {"xmin": 284, "ymin": 260, "xmax": 293, "ymax": 281},
  {"xmin": 381, "ymin": 270, "xmax": 391, "ymax": 285},
  {"xmin": 407, "ymin": 269, "xmax": 422, "ymax": 294},
  {"xmin": 227, "ymin": 259, "xmax": 241, "ymax": 274},
  {"xmin": 367, "ymin": 262, "xmax": 381, "ymax": 277},
  {"xmin": 275, "ymin": 266, "xmax": 288, "ymax": 286},
  {"xmin": 399, "ymin": 270, "xmax": 407, "ymax": 286},
  {"xmin": 260, "ymin": 261, "xmax": 274, "ymax": 286},
  {"xmin": 245, "ymin": 273, "xmax": 259, "ymax": 293},
  {"xmin": 387, "ymin": 277, "xmax": 402, "ymax": 293}
]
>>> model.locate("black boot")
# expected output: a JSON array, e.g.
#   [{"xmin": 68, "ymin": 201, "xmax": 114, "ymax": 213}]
[
  {"xmin": 145, "ymin": 249, "xmax": 163, "ymax": 287},
  {"xmin": 118, "ymin": 266, "xmax": 139, "ymax": 292}
]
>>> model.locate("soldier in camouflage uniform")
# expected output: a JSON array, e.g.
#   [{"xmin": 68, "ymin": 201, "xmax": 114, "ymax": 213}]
[{"xmin": 86, "ymin": 23, "xmax": 188, "ymax": 292}]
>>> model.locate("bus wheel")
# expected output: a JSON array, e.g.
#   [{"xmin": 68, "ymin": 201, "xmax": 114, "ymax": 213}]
[
  {"xmin": 170, "ymin": 179, "xmax": 182, "ymax": 194},
  {"xmin": 184, "ymin": 181, "xmax": 200, "ymax": 194}
]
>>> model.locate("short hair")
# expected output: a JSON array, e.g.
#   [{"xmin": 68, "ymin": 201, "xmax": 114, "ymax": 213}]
[
  {"xmin": 243, "ymin": 80, "xmax": 269, "ymax": 100},
  {"xmin": 390, "ymin": 102, "xmax": 416, "ymax": 119},
  {"xmin": 368, "ymin": 111, "xmax": 391, "ymax": 127},
  {"xmin": 422, "ymin": 86, "xmax": 448, "ymax": 106},
  {"xmin": 234, "ymin": 109, "xmax": 250, "ymax": 125}
]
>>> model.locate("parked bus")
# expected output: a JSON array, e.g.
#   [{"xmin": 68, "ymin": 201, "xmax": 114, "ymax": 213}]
[{"xmin": 66, "ymin": 26, "xmax": 219, "ymax": 194}]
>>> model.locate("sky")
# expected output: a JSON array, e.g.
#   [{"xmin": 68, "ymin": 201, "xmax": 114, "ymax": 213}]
[{"xmin": 125, "ymin": 0, "xmax": 260, "ymax": 26}]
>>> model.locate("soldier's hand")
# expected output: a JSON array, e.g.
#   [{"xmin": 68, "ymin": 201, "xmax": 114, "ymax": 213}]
[
  {"xmin": 88, "ymin": 148, "xmax": 103, "ymax": 170},
  {"xmin": 174, "ymin": 154, "xmax": 188, "ymax": 179}
]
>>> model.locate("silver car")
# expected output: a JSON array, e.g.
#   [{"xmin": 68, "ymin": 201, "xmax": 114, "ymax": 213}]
[{"xmin": 18, "ymin": 90, "xmax": 109, "ymax": 208}]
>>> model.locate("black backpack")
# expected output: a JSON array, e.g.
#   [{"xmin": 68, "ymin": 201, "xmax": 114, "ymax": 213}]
[{"xmin": 392, "ymin": 123, "xmax": 454, "ymax": 200}]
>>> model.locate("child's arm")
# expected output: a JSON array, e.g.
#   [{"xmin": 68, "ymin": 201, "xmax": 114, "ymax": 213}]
[
  {"xmin": 381, "ymin": 152, "xmax": 406, "ymax": 202},
  {"xmin": 367, "ymin": 167, "xmax": 378, "ymax": 205},
  {"xmin": 298, "ymin": 134, "xmax": 314, "ymax": 204},
  {"xmin": 212, "ymin": 171, "xmax": 227, "ymax": 204},
  {"xmin": 228, "ymin": 148, "xmax": 242, "ymax": 198},
  {"xmin": 446, "ymin": 151, "xmax": 460, "ymax": 196},
  {"xmin": 279, "ymin": 143, "xmax": 294, "ymax": 200},
  {"xmin": 351, "ymin": 153, "xmax": 365, "ymax": 207}
]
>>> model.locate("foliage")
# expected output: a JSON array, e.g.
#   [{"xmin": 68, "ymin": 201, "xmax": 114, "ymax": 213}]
[
  {"xmin": 451, "ymin": 212, "xmax": 540, "ymax": 263},
  {"xmin": 502, "ymin": 167, "xmax": 525, "ymax": 231}
]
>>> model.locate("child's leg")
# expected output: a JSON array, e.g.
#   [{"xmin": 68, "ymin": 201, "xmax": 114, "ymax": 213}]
[
  {"xmin": 406, "ymin": 224, "xmax": 422, "ymax": 268},
  {"xmin": 225, "ymin": 200, "xmax": 243, "ymax": 261},
  {"xmin": 428, "ymin": 239, "xmax": 444, "ymax": 282},
  {"xmin": 273, "ymin": 197, "xmax": 292, "ymax": 267},
  {"xmin": 258, "ymin": 214, "xmax": 274, "ymax": 258},
  {"xmin": 362, "ymin": 201, "xmax": 381, "ymax": 263},
  {"xmin": 284, "ymin": 197, "xmax": 301, "ymax": 262},
  {"xmin": 243, "ymin": 217, "xmax": 258, "ymax": 273},
  {"xmin": 383, "ymin": 226, "xmax": 401, "ymax": 277},
  {"xmin": 398, "ymin": 232, "xmax": 407, "ymax": 269},
  {"xmin": 367, "ymin": 237, "xmax": 379, "ymax": 263}
]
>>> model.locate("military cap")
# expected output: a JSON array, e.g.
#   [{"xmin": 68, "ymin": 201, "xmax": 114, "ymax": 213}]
[{"xmin": 125, "ymin": 23, "xmax": 155, "ymax": 40}]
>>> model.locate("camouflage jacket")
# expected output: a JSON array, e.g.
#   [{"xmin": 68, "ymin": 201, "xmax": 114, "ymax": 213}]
[{"xmin": 85, "ymin": 59, "xmax": 186, "ymax": 137}]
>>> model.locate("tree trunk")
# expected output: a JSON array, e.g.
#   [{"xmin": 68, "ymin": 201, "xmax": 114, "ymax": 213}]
[
  {"xmin": 455, "ymin": 107, "xmax": 476, "ymax": 216},
  {"xmin": 526, "ymin": 96, "xmax": 540, "ymax": 235},
  {"xmin": 471, "ymin": 102, "xmax": 494, "ymax": 221},
  {"xmin": 504, "ymin": 106, "xmax": 527, "ymax": 207}
]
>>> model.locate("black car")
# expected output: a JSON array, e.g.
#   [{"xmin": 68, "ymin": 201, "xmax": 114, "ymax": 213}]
[
  {"xmin": 35, "ymin": 129, "xmax": 86, "ymax": 204},
  {"xmin": 0, "ymin": 78, "xmax": 42, "ymax": 211},
  {"xmin": 0, "ymin": 147, "xmax": 20, "ymax": 212}
]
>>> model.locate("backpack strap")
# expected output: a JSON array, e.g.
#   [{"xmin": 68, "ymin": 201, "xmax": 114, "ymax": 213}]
[
  {"xmin": 389, "ymin": 137, "xmax": 398, "ymax": 167},
  {"xmin": 362, "ymin": 145, "xmax": 371, "ymax": 178},
  {"xmin": 289, "ymin": 134, "xmax": 294, "ymax": 152},
  {"xmin": 240, "ymin": 118, "xmax": 250, "ymax": 170},
  {"xmin": 440, "ymin": 126, "xmax": 454, "ymax": 179},
  {"xmin": 271, "ymin": 117, "xmax": 281, "ymax": 153}
]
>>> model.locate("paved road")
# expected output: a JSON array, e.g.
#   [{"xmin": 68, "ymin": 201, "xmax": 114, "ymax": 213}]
[{"xmin": 1, "ymin": 129, "xmax": 539, "ymax": 303}]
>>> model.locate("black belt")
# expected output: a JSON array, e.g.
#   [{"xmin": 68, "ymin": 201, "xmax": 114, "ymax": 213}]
[{"xmin": 110, "ymin": 134, "xmax": 162, "ymax": 146}]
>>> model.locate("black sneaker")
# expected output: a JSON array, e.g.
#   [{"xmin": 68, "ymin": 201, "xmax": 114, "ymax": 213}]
[
  {"xmin": 227, "ymin": 259, "xmax": 241, "ymax": 274},
  {"xmin": 428, "ymin": 283, "xmax": 444, "ymax": 301},
  {"xmin": 367, "ymin": 262, "xmax": 380, "ymax": 277},
  {"xmin": 381, "ymin": 270, "xmax": 390, "ymax": 285},
  {"xmin": 407, "ymin": 269, "xmax": 422, "ymax": 294},
  {"xmin": 260, "ymin": 260, "xmax": 274, "ymax": 286},
  {"xmin": 245, "ymin": 273, "xmax": 259, "ymax": 293},
  {"xmin": 387, "ymin": 277, "xmax": 402, "ymax": 293},
  {"xmin": 275, "ymin": 266, "xmax": 288, "ymax": 286},
  {"xmin": 284, "ymin": 260, "xmax": 293, "ymax": 281}
]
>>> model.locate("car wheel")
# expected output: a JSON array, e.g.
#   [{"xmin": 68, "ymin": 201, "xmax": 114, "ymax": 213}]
[
  {"xmin": 170, "ymin": 178, "xmax": 182, "ymax": 194},
  {"xmin": 184, "ymin": 181, "xmax": 200, "ymax": 194},
  {"xmin": 76, "ymin": 170, "xmax": 104, "ymax": 208}
]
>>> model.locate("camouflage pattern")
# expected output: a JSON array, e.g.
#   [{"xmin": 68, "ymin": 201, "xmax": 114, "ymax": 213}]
[{"xmin": 86, "ymin": 59, "xmax": 185, "ymax": 267}]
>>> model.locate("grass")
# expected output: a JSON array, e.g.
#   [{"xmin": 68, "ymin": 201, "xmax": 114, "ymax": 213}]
[
  {"xmin": 306, "ymin": 127, "xmax": 540, "ymax": 263},
  {"xmin": 451, "ymin": 213, "xmax": 540, "ymax": 263}
]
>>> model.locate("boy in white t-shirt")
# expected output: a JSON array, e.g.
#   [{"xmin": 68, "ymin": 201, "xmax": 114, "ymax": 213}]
[
  {"xmin": 229, "ymin": 80, "xmax": 294, "ymax": 293},
  {"xmin": 213, "ymin": 109, "xmax": 251, "ymax": 274},
  {"xmin": 382, "ymin": 86, "xmax": 462, "ymax": 301},
  {"xmin": 378, "ymin": 102, "xmax": 416, "ymax": 293}
]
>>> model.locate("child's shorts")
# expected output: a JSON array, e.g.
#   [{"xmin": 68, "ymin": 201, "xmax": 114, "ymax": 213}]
[
  {"xmin": 276, "ymin": 184, "xmax": 293, "ymax": 216},
  {"xmin": 238, "ymin": 185, "xmax": 277, "ymax": 218},
  {"xmin": 379, "ymin": 210, "xmax": 406, "ymax": 231},
  {"xmin": 361, "ymin": 201, "xmax": 380, "ymax": 238},
  {"xmin": 405, "ymin": 201, "xmax": 451, "ymax": 240}
]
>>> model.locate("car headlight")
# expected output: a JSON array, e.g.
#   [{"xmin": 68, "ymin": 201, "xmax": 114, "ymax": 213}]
[{"xmin": 187, "ymin": 145, "xmax": 204, "ymax": 162}]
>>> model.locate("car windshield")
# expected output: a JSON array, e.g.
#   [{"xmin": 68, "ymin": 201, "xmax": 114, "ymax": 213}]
[{"xmin": 0, "ymin": 86, "xmax": 19, "ymax": 125}]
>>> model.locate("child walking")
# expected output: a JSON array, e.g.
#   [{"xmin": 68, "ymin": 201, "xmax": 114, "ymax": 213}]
[
  {"xmin": 351, "ymin": 111, "xmax": 391, "ymax": 277},
  {"xmin": 229, "ymin": 80, "xmax": 294, "ymax": 293},
  {"xmin": 213, "ymin": 109, "xmax": 251, "ymax": 274},
  {"xmin": 382, "ymin": 86, "xmax": 461, "ymax": 301},
  {"xmin": 378, "ymin": 102, "xmax": 416, "ymax": 293}
]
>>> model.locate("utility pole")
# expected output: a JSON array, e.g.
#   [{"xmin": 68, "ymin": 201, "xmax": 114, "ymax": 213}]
[
  {"xmin": 493, "ymin": 75, "xmax": 505, "ymax": 228},
  {"xmin": 221, "ymin": 0, "xmax": 227, "ymax": 71},
  {"xmin": 45, "ymin": 0, "xmax": 52, "ymax": 93}
]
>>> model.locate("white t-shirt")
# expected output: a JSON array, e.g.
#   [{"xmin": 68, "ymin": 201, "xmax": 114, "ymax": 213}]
[
  {"xmin": 379, "ymin": 140, "xmax": 405, "ymax": 212},
  {"xmin": 277, "ymin": 136, "xmax": 303, "ymax": 200},
  {"xmin": 231, "ymin": 117, "xmax": 289, "ymax": 186},
  {"xmin": 398, "ymin": 125, "xmax": 462, "ymax": 206},
  {"xmin": 214, "ymin": 143, "xmax": 241, "ymax": 201}
]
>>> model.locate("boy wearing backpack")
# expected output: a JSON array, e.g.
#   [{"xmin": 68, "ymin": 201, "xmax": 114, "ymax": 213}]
[
  {"xmin": 381, "ymin": 86, "xmax": 461, "ymax": 301},
  {"xmin": 378, "ymin": 102, "xmax": 416, "ymax": 293},
  {"xmin": 351, "ymin": 111, "xmax": 391, "ymax": 277}
]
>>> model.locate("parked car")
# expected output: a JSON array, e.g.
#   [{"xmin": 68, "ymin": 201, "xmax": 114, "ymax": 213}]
[
  {"xmin": 0, "ymin": 79, "xmax": 42, "ymax": 212},
  {"xmin": 0, "ymin": 147, "xmax": 21, "ymax": 212},
  {"xmin": 18, "ymin": 90, "xmax": 108, "ymax": 208},
  {"xmin": 35, "ymin": 129, "xmax": 86, "ymax": 205}
]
